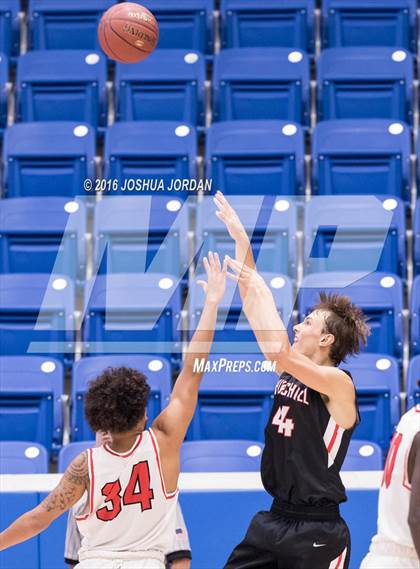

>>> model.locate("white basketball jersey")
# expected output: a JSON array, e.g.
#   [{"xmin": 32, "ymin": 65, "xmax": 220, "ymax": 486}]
[
  {"xmin": 377, "ymin": 404, "xmax": 420, "ymax": 548},
  {"xmin": 75, "ymin": 428, "xmax": 178, "ymax": 562}
]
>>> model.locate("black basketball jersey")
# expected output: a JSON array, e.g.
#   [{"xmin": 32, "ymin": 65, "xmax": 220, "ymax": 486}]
[{"xmin": 261, "ymin": 370, "xmax": 359, "ymax": 507}]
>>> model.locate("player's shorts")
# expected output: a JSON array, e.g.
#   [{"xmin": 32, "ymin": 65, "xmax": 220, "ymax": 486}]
[
  {"xmin": 75, "ymin": 559, "xmax": 165, "ymax": 569},
  {"xmin": 224, "ymin": 500, "xmax": 350, "ymax": 569},
  {"xmin": 360, "ymin": 535, "xmax": 420, "ymax": 569}
]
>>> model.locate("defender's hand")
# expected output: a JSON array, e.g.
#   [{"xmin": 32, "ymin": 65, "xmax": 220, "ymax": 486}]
[
  {"xmin": 197, "ymin": 251, "xmax": 227, "ymax": 305},
  {"xmin": 214, "ymin": 191, "xmax": 247, "ymax": 242}
]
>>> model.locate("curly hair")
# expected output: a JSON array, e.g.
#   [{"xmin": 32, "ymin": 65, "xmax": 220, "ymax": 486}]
[
  {"xmin": 312, "ymin": 292, "xmax": 371, "ymax": 366},
  {"xmin": 84, "ymin": 366, "xmax": 150, "ymax": 434}
]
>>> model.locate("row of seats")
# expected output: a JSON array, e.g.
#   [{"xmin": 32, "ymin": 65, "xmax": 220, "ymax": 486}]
[
  {"xmin": 1, "ymin": 353, "xmax": 416, "ymax": 454},
  {"xmin": 1, "ymin": 0, "xmax": 418, "ymax": 57},
  {"xmin": 0, "ymin": 46, "xmax": 417, "ymax": 128},
  {"xmin": 0, "ymin": 438, "xmax": 384, "ymax": 475},
  {"xmin": 0, "ymin": 195, "xmax": 410, "ymax": 280},
  {"xmin": 0, "ymin": 119, "xmax": 416, "ymax": 202},
  {"xmin": 0, "ymin": 269, "xmax": 412, "ymax": 363}
]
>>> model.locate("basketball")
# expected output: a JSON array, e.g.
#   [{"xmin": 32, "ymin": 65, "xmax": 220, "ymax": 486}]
[{"xmin": 98, "ymin": 2, "xmax": 159, "ymax": 63}]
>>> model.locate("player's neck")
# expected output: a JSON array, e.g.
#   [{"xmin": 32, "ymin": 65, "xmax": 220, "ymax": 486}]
[
  {"xmin": 310, "ymin": 351, "xmax": 335, "ymax": 367},
  {"xmin": 108, "ymin": 428, "xmax": 144, "ymax": 453}
]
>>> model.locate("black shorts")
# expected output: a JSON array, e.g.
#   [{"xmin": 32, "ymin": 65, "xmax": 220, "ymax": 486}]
[{"xmin": 224, "ymin": 500, "xmax": 351, "ymax": 569}]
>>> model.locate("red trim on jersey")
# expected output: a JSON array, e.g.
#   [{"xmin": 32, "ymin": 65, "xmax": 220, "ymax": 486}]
[
  {"xmin": 334, "ymin": 552, "xmax": 343, "ymax": 569},
  {"xmin": 103, "ymin": 433, "xmax": 143, "ymax": 458},
  {"xmin": 75, "ymin": 448, "xmax": 94, "ymax": 521},
  {"xmin": 149, "ymin": 428, "xmax": 177, "ymax": 500},
  {"xmin": 327, "ymin": 424, "xmax": 340, "ymax": 453}
]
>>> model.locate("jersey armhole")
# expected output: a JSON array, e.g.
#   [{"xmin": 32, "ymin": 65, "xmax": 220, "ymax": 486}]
[
  {"xmin": 75, "ymin": 448, "xmax": 95, "ymax": 521},
  {"xmin": 148, "ymin": 427, "xmax": 178, "ymax": 500}
]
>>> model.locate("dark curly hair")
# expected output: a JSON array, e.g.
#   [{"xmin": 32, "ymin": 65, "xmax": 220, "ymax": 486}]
[
  {"xmin": 312, "ymin": 292, "xmax": 371, "ymax": 366},
  {"xmin": 84, "ymin": 366, "xmax": 150, "ymax": 434}
]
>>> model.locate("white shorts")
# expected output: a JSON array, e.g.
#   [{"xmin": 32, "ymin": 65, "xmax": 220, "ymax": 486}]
[
  {"xmin": 360, "ymin": 536, "xmax": 420, "ymax": 569},
  {"xmin": 75, "ymin": 559, "xmax": 165, "ymax": 569}
]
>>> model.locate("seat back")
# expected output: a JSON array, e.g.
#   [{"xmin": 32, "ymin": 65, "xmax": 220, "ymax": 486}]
[
  {"xmin": 0, "ymin": 441, "xmax": 49, "ymax": 474},
  {"xmin": 0, "ymin": 0, "xmax": 19, "ymax": 57},
  {"xmin": 0, "ymin": 53, "xmax": 8, "ymax": 127},
  {"xmin": 341, "ymin": 440, "xmax": 383, "ymax": 470},
  {"xmin": 181, "ymin": 440, "xmax": 264, "ymax": 471},
  {"xmin": 58, "ymin": 441, "xmax": 93, "ymax": 472},
  {"xmin": 407, "ymin": 356, "xmax": 420, "ymax": 409}
]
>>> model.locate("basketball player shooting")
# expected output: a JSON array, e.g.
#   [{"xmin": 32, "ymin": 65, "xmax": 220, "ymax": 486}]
[
  {"xmin": 0, "ymin": 252, "xmax": 227, "ymax": 569},
  {"xmin": 214, "ymin": 192, "xmax": 370, "ymax": 569}
]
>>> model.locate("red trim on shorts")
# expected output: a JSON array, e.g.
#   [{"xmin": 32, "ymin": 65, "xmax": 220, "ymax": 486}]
[
  {"xmin": 149, "ymin": 428, "xmax": 177, "ymax": 500},
  {"xmin": 103, "ymin": 433, "xmax": 143, "ymax": 458},
  {"xmin": 327, "ymin": 424, "xmax": 339, "ymax": 453}
]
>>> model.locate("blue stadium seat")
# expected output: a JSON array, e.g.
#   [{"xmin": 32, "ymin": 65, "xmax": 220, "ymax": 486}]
[
  {"xmin": 213, "ymin": 48, "xmax": 310, "ymax": 124},
  {"xmin": 312, "ymin": 119, "xmax": 411, "ymax": 202},
  {"xmin": 322, "ymin": 0, "xmax": 417, "ymax": 52},
  {"xmin": 82, "ymin": 274, "xmax": 182, "ymax": 363},
  {"xmin": 187, "ymin": 354, "xmax": 277, "ymax": 441},
  {"xmin": 16, "ymin": 51, "xmax": 107, "ymax": 128},
  {"xmin": 414, "ymin": 199, "xmax": 420, "ymax": 276},
  {"xmin": 197, "ymin": 195, "xmax": 298, "ymax": 278},
  {"xmin": 58, "ymin": 441, "xmax": 93, "ymax": 472},
  {"xmin": 0, "ymin": 441, "xmax": 49, "ymax": 474},
  {"xmin": 317, "ymin": 47, "xmax": 414, "ymax": 123},
  {"xmin": 139, "ymin": 0, "xmax": 214, "ymax": 55},
  {"xmin": 299, "ymin": 272, "xmax": 404, "ymax": 361},
  {"xmin": 410, "ymin": 276, "xmax": 420, "ymax": 356},
  {"xmin": 0, "ymin": 53, "xmax": 8, "ymax": 128},
  {"xmin": 71, "ymin": 355, "xmax": 172, "ymax": 441},
  {"xmin": 304, "ymin": 196, "xmax": 407, "ymax": 278},
  {"xmin": 0, "ymin": 197, "xmax": 87, "ymax": 281},
  {"xmin": 189, "ymin": 272, "xmax": 294, "ymax": 346},
  {"xmin": 407, "ymin": 356, "xmax": 420, "ymax": 409},
  {"xmin": 104, "ymin": 122, "xmax": 197, "ymax": 196},
  {"xmin": 115, "ymin": 50, "xmax": 206, "ymax": 126},
  {"xmin": 221, "ymin": 0, "xmax": 315, "ymax": 52},
  {"xmin": 0, "ymin": 274, "xmax": 75, "ymax": 362},
  {"xmin": 0, "ymin": 0, "xmax": 20, "ymax": 57},
  {"xmin": 94, "ymin": 196, "xmax": 188, "ymax": 278},
  {"xmin": 3, "ymin": 122, "xmax": 96, "ymax": 198},
  {"xmin": 181, "ymin": 440, "xmax": 264, "ymax": 471},
  {"xmin": 206, "ymin": 120, "xmax": 305, "ymax": 196},
  {"xmin": 341, "ymin": 353, "xmax": 400, "ymax": 452},
  {"xmin": 341, "ymin": 440, "xmax": 383, "ymax": 470},
  {"xmin": 0, "ymin": 356, "xmax": 64, "ymax": 452},
  {"xmin": 28, "ymin": 0, "xmax": 115, "ymax": 50}
]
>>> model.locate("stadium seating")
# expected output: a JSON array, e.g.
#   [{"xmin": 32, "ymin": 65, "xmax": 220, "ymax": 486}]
[
  {"xmin": 0, "ymin": 53, "xmax": 8, "ymax": 128},
  {"xmin": 312, "ymin": 119, "xmax": 412, "ymax": 202},
  {"xmin": 414, "ymin": 199, "xmax": 420, "ymax": 276},
  {"xmin": 341, "ymin": 440, "xmax": 383, "ymax": 470},
  {"xmin": 82, "ymin": 274, "xmax": 182, "ymax": 362},
  {"xmin": 304, "ymin": 196, "xmax": 407, "ymax": 278},
  {"xmin": 58, "ymin": 441, "xmax": 93, "ymax": 472},
  {"xmin": 0, "ymin": 0, "xmax": 19, "ymax": 57},
  {"xmin": 141, "ymin": 0, "xmax": 214, "ymax": 55},
  {"xmin": 410, "ymin": 276, "xmax": 420, "ymax": 356},
  {"xmin": 196, "ymin": 195, "xmax": 298, "ymax": 278},
  {"xmin": 0, "ymin": 441, "xmax": 49, "ymax": 474},
  {"xmin": 3, "ymin": 122, "xmax": 96, "ymax": 198},
  {"xmin": 206, "ymin": 120, "xmax": 305, "ymax": 196},
  {"xmin": 104, "ymin": 122, "xmax": 197, "ymax": 196},
  {"xmin": 71, "ymin": 355, "xmax": 172, "ymax": 441},
  {"xmin": 181, "ymin": 440, "xmax": 264, "ymax": 471},
  {"xmin": 115, "ymin": 50, "xmax": 206, "ymax": 125},
  {"xmin": 187, "ymin": 354, "xmax": 277, "ymax": 442},
  {"xmin": 221, "ymin": 0, "xmax": 315, "ymax": 52},
  {"xmin": 322, "ymin": 0, "xmax": 417, "ymax": 52},
  {"xmin": 317, "ymin": 47, "xmax": 414, "ymax": 123},
  {"xmin": 189, "ymin": 272, "xmax": 294, "ymax": 346},
  {"xmin": 213, "ymin": 48, "xmax": 310, "ymax": 124},
  {"xmin": 0, "ymin": 197, "xmax": 86, "ymax": 281},
  {"xmin": 0, "ymin": 356, "xmax": 64, "ymax": 452},
  {"xmin": 0, "ymin": 274, "xmax": 75, "ymax": 362},
  {"xmin": 299, "ymin": 272, "xmax": 404, "ymax": 361},
  {"xmin": 342, "ymin": 353, "xmax": 401, "ymax": 452},
  {"xmin": 93, "ymin": 196, "xmax": 188, "ymax": 277},
  {"xmin": 28, "ymin": 0, "xmax": 115, "ymax": 51},
  {"xmin": 16, "ymin": 51, "xmax": 107, "ymax": 128},
  {"xmin": 407, "ymin": 356, "xmax": 420, "ymax": 409}
]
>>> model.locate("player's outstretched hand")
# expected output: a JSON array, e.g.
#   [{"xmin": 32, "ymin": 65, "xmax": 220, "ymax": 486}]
[
  {"xmin": 197, "ymin": 251, "xmax": 227, "ymax": 305},
  {"xmin": 225, "ymin": 255, "xmax": 269, "ymax": 296},
  {"xmin": 213, "ymin": 191, "xmax": 247, "ymax": 243}
]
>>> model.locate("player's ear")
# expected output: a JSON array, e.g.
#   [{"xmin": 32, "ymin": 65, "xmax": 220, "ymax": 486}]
[{"xmin": 320, "ymin": 333, "xmax": 335, "ymax": 348}]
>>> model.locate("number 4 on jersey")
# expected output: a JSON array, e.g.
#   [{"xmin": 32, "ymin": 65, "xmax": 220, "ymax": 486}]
[{"xmin": 272, "ymin": 405, "xmax": 295, "ymax": 437}]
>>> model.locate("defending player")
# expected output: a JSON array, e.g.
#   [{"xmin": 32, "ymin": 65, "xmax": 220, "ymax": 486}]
[
  {"xmin": 360, "ymin": 405, "xmax": 420, "ymax": 569},
  {"xmin": 0, "ymin": 252, "xmax": 227, "ymax": 569},
  {"xmin": 215, "ymin": 192, "xmax": 369, "ymax": 569}
]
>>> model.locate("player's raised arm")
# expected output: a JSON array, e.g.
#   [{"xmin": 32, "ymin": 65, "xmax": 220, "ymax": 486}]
[
  {"xmin": 152, "ymin": 251, "xmax": 227, "ymax": 447},
  {"xmin": 0, "ymin": 452, "xmax": 89, "ymax": 551}
]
